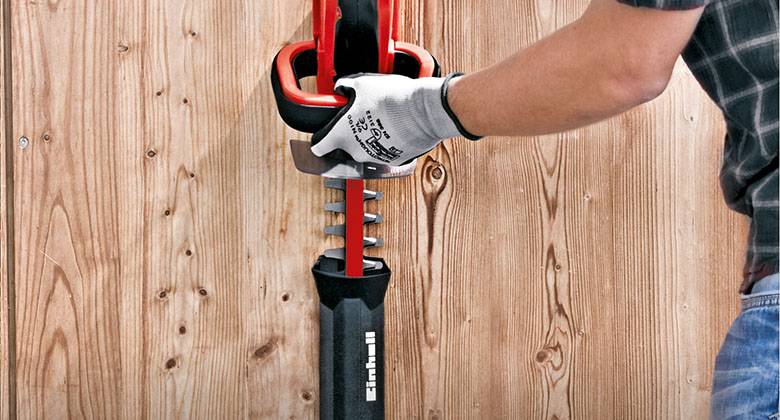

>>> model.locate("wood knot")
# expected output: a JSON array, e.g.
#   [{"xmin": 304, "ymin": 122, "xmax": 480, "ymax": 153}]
[
  {"xmin": 536, "ymin": 341, "xmax": 566, "ymax": 370},
  {"xmin": 197, "ymin": 288, "xmax": 208, "ymax": 297},
  {"xmin": 156, "ymin": 289, "xmax": 170, "ymax": 300},
  {"xmin": 117, "ymin": 43, "xmax": 129, "ymax": 53},
  {"xmin": 300, "ymin": 390, "xmax": 314, "ymax": 402},
  {"xmin": 420, "ymin": 157, "xmax": 449, "ymax": 253},
  {"xmin": 281, "ymin": 293, "xmax": 290, "ymax": 302},
  {"xmin": 178, "ymin": 325, "xmax": 187, "ymax": 335},
  {"xmin": 42, "ymin": 133, "xmax": 52, "ymax": 143},
  {"xmin": 428, "ymin": 408, "xmax": 443, "ymax": 420},
  {"xmin": 535, "ymin": 349, "xmax": 552, "ymax": 363},
  {"xmin": 253, "ymin": 337, "xmax": 279, "ymax": 361},
  {"xmin": 165, "ymin": 357, "xmax": 178, "ymax": 370},
  {"xmin": 423, "ymin": 158, "xmax": 446, "ymax": 185},
  {"xmin": 146, "ymin": 149, "xmax": 157, "ymax": 158}
]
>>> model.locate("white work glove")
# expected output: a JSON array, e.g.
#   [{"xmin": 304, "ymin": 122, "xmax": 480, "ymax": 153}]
[{"xmin": 311, "ymin": 72, "xmax": 480, "ymax": 166}]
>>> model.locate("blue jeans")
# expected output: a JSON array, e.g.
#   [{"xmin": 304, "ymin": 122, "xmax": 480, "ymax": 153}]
[{"xmin": 711, "ymin": 274, "xmax": 779, "ymax": 419}]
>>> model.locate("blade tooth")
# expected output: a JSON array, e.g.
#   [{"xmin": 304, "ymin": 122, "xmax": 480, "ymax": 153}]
[
  {"xmin": 363, "ymin": 236, "xmax": 383, "ymax": 248},
  {"xmin": 324, "ymin": 224, "xmax": 346, "ymax": 236},
  {"xmin": 363, "ymin": 259, "xmax": 384, "ymax": 271},
  {"xmin": 324, "ymin": 178, "xmax": 346, "ymax": 190},
  {"xmin": 324, "ymin": 250, "xmax": 382, "ymax": 270},
  {"xmin": 323, "ymin": 249, "xmax": 382, "ymax": 270},
  {"xmin": 363, "ymin": 190, "xmax": 384, "ymax": 201},
  {"xmin": 363, "ymin": 213, "xmax": 383, "ymax": 224},
  {"xmin": 324, "ymin": 201, "xmax": 346, "ymax": 213},
  {"xmin": 324, "ymin": 248, "xmax": 345, "ymax": 260}
]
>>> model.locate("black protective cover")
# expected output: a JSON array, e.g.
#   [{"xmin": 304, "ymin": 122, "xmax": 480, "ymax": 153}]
[{"xmin": 313, "ymin": 256, "xmax": 391, "ymax": 420}]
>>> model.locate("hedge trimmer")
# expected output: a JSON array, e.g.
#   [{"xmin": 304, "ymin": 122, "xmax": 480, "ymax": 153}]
[{"xmin": 271, "ymin": 1, "xmax": 439, "ymax": 418}]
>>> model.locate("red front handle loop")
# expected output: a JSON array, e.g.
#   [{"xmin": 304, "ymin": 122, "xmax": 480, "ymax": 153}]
[
  {"xmin": 271, "ymin": 0, "xmax": 440, "ymax": 133},
  {"xmin": 271, "ymin": 40, "xmax": 439, "ymax": 133},
  {"xmin": 275, "ymin": 40, "xmax": 437, "ymax": 107},
  {"xmin": 275, "ymin": 40, "xmax": 349, "ymax": 108}
]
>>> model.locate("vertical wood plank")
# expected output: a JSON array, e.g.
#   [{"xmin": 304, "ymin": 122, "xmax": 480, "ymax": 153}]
[
  {"xmin": 13, "ymin": 1, "xmax": 125, "ymax": 417},
  {"xmin": 12, "ymin": 0, "xmax": 321, "ymax": 418},
  {"xmin": 0, "ymin": 0, "xmax": 8, "ymax": 416},
  {"xmin": 238, "ymin": 1, "xmax": 325, "ymax": 418}
]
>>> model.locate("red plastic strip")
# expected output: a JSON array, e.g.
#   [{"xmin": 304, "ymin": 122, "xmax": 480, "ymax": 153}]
[
  {"xmin": 392, "ymin": 0, "xmax": 399, "ymax": 40},
  {"xmin": 345, "ymin": 179, "xmax": 365, "ymax": 276},
  {"xmin": 317, "ymin": 0, "xmax": 341, "ymax": 94},
  {"xmin": 313, "ymin": 0, "xmax": 322, "ymax": 39},
  {"xmin": 377, "ymin": 0, "xmax": 396, "ymax": 74}
]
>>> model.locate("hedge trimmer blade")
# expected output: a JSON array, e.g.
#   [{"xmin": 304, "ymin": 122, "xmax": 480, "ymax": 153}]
[{"xmin": 289, "ymin": 140, "xmax": 416, "ymax": 179}]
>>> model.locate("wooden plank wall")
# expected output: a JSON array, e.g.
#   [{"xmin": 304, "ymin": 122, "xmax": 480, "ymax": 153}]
[{"xmin": 4, "ymin": 0, "xmax": 748, "ymax": 419}]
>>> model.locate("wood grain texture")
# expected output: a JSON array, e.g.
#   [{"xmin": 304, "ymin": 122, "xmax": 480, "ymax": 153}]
[
  {"xmin": 9, "ymin": 0, "xmax": 747, "ymax": 419},
  {"xmin": 12, "ymin": 0, "xmax": 321, "ymax": 418},
  {"xmin": 0, "ymin": 0, "xmax": 8, "ymax": 417},
  {"xmin": 381, "ymin": 1, "xmax": 747, "ymax": 419}
]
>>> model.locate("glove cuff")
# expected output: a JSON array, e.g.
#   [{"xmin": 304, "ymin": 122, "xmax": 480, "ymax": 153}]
[{"xmin": 441, "ymin": 72, "xmax": 482, "ymax": 141}]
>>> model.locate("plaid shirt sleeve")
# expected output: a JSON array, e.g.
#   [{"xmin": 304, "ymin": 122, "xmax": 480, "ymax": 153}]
[{"xmin": 618, "ymin": 0, "xmax": 708, "ymax": 10}]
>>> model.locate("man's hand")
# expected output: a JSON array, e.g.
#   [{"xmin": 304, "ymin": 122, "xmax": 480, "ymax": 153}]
[{"xmin": 311, "ymin": 73, "xmax": 479, "ymax": 166}]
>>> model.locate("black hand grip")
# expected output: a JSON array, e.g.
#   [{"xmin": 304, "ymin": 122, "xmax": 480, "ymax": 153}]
[{"xmin": 271, "ymin": 48, "xmax": 342, "ymax": 133}]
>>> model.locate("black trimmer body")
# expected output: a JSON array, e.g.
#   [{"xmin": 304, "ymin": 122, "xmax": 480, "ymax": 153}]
[{"xmin": 313, "ymin": 256, "xmax": 391, "ymax": 420}]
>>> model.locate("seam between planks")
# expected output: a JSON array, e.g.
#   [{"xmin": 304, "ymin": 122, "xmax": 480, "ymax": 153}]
[{"xmin": 2, "ymin": 0, "xmax": 15, "ymax": 416}]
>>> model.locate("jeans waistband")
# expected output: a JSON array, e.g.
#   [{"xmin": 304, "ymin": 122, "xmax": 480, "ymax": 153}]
[{"xmin": 741, "ymin": 273, "xmax": 779, "ymax": 311}]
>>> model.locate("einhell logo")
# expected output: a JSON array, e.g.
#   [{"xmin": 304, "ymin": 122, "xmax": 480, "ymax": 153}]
[{"xmin": 365, "ymin": 331, "xmax": 377, "ymax": 402}]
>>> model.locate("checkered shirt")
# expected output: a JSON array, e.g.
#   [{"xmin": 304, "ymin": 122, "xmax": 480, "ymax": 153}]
[{"xmin": 619, "ymin": 0, "xmax": 778, "ymax": 293}]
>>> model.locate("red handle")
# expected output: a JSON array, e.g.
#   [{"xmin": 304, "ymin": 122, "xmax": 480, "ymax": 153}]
[
  {"xmin": 274, "ymin": 0, "xmax": 436, "ymax": 110},
  {"xmin": 274, "ymin": 41, "xmax": 349, "ymax": 108},
  {"xmin": 273, "ymin": 40, "xmax": 436, "ymax": 108}
]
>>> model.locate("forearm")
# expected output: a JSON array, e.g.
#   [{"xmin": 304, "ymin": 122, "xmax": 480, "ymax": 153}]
[{"xmin": 448, "ymin": 1, "xmax": 703, "ymax": 137}]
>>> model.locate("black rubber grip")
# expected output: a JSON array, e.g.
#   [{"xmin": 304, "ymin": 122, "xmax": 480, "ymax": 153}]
[{"xmin": 270, "ymin": 49, "xmax": 342, "ymax": 133}]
